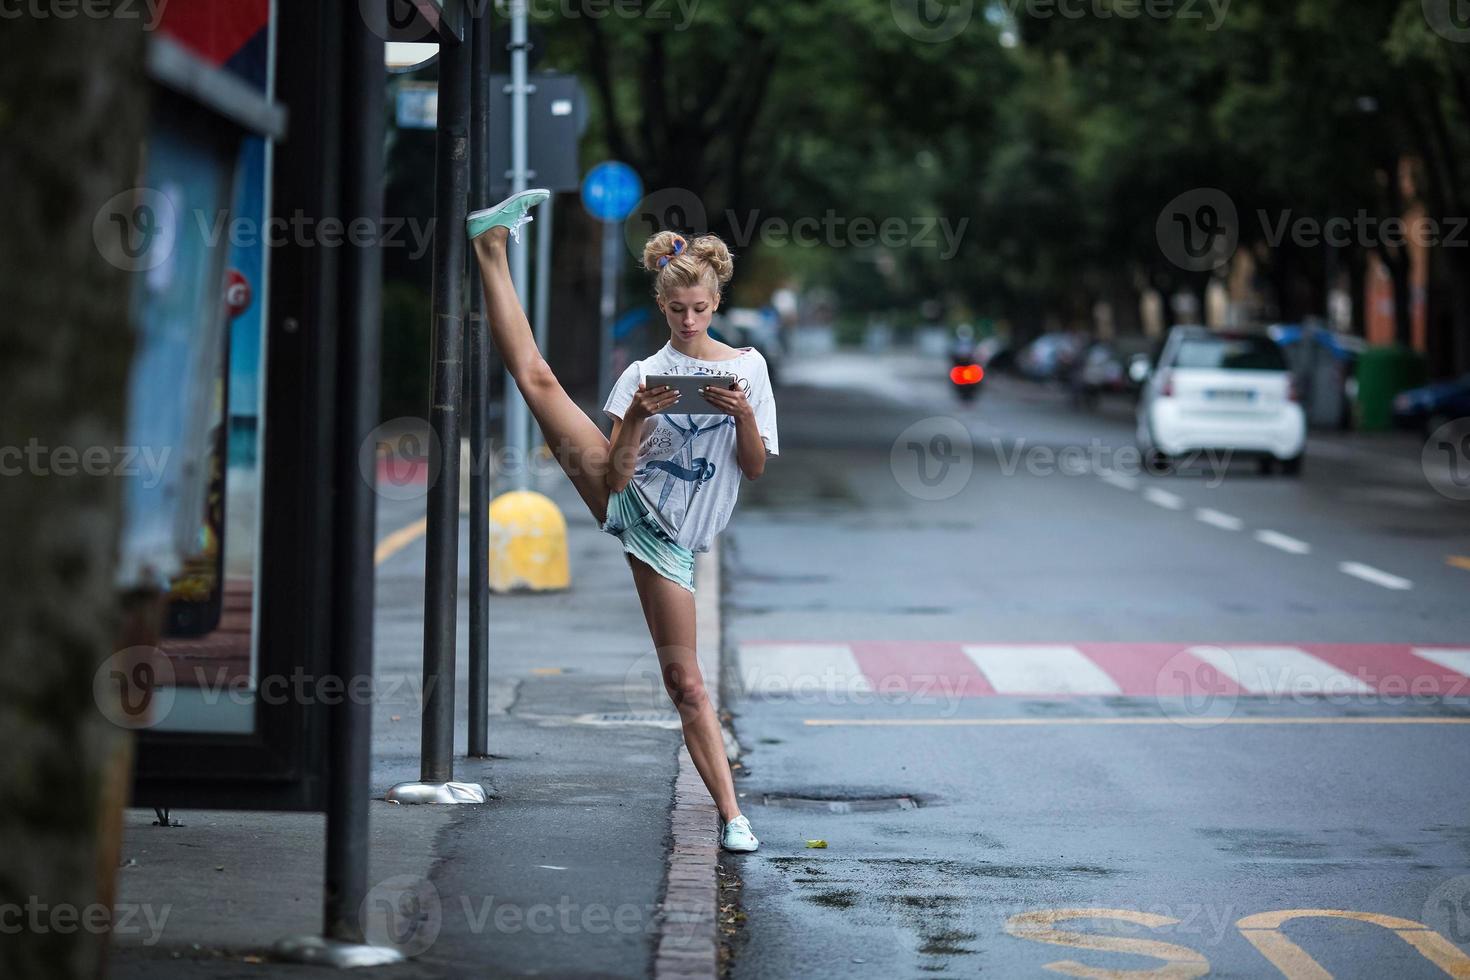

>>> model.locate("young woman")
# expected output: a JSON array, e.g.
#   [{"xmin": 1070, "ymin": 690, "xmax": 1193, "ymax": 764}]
[{"xmin": 466, "ymin": 188, "xmax": 778, "ymax": 853}]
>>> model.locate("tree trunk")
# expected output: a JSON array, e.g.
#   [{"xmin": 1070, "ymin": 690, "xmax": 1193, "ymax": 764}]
[{"xmin": 0, "ymin": 9, "xmax": 148, "ymax": 979}]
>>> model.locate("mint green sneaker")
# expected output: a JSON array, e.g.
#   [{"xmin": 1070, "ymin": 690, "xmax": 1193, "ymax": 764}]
[
  {"xmin": 466, "ymin": 188, "xmax": 551, "ymax": 245},
  {"xmin": 720, "ymin": 814, "xmax": 759, "ymax": 853}
]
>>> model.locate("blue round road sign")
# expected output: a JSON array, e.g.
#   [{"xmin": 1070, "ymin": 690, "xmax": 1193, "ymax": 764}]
[{"xmin": 581, "ymin": 162, "xmax": 643, "ymax": 223}]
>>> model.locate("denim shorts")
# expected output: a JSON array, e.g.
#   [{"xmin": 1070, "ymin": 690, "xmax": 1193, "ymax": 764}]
[{"xmin": 600, "ymin": 485, "xmax": 696, "ymax": 593}]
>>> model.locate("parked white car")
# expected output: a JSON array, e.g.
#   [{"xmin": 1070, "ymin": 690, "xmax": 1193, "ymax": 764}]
[{"xmin": 1134, "ymin": 326, "xmax": 1306, "ymax": 475}]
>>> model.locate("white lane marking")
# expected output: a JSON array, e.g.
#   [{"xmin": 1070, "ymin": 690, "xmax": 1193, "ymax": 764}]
[
  {"xmin": 738, "ymin": 643, "xmax": 872, "ymax": 697},
  {"xmin": 961, "ymin": 645, "xmax": 1122, "ymax": 695},
  {"xmin": 1410, "ymin": 648, "xmax": 1470, "ymax": 677},
  {"xmin": 1195, "ymin": 507, "xmax": 1243, "ymax": 531},
  {"xmin": 1187, "ymin": 646, "xmax": 1375, "ymax": 696},
  {"xmin": 537, "ymin": 865, "xmax": 568, "ymax": 870},
  {"xmin": 1143, "ymin": 487, "xmax": 1184, "ymax": 510},
  {"xmin": 1254, "ymin": 529, "xmax": 1311, "ymax": 554},
  {"xmin": 1338, "ymin": 561, "xmax": 1413, "ymax": 591},
  {"xmin": 1098, "ymin": 470, "xmax": 1138, "ymax": 491}
]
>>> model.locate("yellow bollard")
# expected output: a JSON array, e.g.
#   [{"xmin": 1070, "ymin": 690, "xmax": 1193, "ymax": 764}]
[{"xmin": 488, "ymin": 490, "xmax": 570, "ymax": 592}]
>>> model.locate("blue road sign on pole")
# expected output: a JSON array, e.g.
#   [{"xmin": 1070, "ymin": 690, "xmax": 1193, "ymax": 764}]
[
  {"xmin": 582, "ymin": 162, "xmax": 642, "ymax": 421},
  {"xmin": 581, "ymin": 161, "xmax": 642, "ymax": 223}
]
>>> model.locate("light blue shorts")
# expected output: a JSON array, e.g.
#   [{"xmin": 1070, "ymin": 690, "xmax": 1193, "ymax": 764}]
[{"xmin": 600, "ymin": 485, "xmax": 696, "ymax": 593}]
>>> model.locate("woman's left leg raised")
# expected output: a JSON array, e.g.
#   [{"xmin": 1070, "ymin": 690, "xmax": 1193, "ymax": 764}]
[
  {"xmin": 472, "ymin": 226, "xmax": 612, "ymax": 523},
  {"xmin": 624, "ymin": 554, "xmax": 741, "ymax": 823}
]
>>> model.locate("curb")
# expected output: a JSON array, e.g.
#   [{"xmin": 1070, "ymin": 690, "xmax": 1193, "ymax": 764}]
[{"xmin": 652, "ymin": 541, "xmax": 731, "ymax": 980}]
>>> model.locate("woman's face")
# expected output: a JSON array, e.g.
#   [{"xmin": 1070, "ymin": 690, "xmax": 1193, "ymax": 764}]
[{"xmin": 661, "ymin": 286, "xmax": 719, "ymax": 342}]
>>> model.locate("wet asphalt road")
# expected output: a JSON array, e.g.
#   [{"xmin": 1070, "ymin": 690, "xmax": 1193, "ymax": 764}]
[{"xmin": 721, "ymin": 349, "xmax": 1470, "ymax": 979}]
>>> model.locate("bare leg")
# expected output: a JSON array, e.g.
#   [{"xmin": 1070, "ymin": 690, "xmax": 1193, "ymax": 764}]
[
  {"xmin": 472, "ymin": 227, "xmax": 612, "ymax": 522},
  {"xmin": 624, "ymin": 553, "xmax": 742, "ymax": 823}
]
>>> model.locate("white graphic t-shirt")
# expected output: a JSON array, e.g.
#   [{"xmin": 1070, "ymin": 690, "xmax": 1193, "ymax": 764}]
[{"xmin": 602, "ymin": 341, "xmax": 779, "ymax": 554}]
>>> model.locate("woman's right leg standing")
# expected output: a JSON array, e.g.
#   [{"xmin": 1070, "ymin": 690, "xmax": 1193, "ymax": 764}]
[{"xmin": 471, "ymin": 227, "xmax": 613, "ymax": 523}]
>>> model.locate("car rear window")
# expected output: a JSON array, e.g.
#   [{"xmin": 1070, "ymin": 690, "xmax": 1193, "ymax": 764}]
[{"xmin": 1173, "ymin": 336, "xmax": 1287, "ymax": 371}]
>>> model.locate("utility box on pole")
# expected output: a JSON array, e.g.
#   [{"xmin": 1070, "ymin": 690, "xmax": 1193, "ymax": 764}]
[{"xmin": 488, "ymin": 72, "xmax": 587, "ymax": 197}]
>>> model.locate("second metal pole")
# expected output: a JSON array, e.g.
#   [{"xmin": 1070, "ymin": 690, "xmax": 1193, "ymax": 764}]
[{"xmin": 467, "ymin": 8, "xmax": 492, "ymax": 759}]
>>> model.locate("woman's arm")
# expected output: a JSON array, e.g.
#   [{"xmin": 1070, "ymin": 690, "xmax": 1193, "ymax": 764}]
[
  {"xmin": 701, "ymin": 383, "xmax": 765, "ymax": 480},
  {"xmin": 605, "ymin": 382, "xmax": 678, "ymax": 493}
]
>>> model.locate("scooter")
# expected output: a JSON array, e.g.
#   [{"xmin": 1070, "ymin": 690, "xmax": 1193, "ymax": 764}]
[{"xmin": 950, "ymin": 357, "xmax": 983, "ymax": 401}]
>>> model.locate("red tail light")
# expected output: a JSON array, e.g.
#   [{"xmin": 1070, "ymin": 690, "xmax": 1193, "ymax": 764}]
[
  {"xmin": 1287, "ymin": 376, "xmax": 1300, "ymax": 402},
  {"xmin": 950, "ymin": 364, "xmax": 984, "ymax": 385},
  {"xmin": 1160, "ymin": 369, "xmax": 1173, "ymax": 398}
]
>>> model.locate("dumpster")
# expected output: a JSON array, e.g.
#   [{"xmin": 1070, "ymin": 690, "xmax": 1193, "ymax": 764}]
[{"xmin": 1355, "ymin": 344, "xmax": 1427, "ymax": 432}]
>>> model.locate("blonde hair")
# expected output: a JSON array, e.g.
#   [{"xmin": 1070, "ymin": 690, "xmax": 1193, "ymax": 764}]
[{"xmin": 641, "ymin": 231, "xmax": 734, "ymax": 305}]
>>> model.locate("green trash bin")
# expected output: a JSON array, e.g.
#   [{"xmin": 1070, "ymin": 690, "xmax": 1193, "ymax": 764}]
[
  {"xmin": 1352, "ymin": 348, "xmax": 1422, "ymax": 431},
  {"xmin": 1354, "ymin": 344, "xmax": 1427, "ymax": 432}
]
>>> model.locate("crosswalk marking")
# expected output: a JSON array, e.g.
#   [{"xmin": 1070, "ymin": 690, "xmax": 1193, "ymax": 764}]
[
  {"xmin": 961, "ymin": 644, "xmax": 1123, "ymax": 694},
  {"xmin": 1411, "ymin": 647, "xmax": 1470, "ymax": 678},
  {"xmin": 734, "ymin": 643, "xmax": 1470, "ymax": 699},
  {"xmin": 738, "ymin": 643, "xmax": 872, "ymax": 697},
  {"xmin": 1138, "ymin": 646, "xmax": 1374, "ymax": 696}
]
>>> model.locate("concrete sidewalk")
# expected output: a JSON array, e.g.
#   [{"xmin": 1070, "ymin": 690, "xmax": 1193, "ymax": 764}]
[{"xmin": 109, "ymin": 471, "xmax": 730, "ymax": 979}]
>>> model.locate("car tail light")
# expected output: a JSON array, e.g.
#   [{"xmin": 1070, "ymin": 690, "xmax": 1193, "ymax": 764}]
[
  {"xmin": 1287, "ymin": 376, "xmax": 1300, "ymax": 402},
  {"xmin": 1160, "ymin": 369, "xmax": 1173, "ymax": 398},
  {"xmin": 950, "ymin": 364, "xmax": 984, "ymax": 385}
]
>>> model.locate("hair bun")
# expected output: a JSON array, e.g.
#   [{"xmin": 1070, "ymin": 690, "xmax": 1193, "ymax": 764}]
[
  {"xmin": 685, "ymin": 235, "xmax": 733, "ymax": 286},
  {"xmin": 642, "ymin": 231, "xmax": 687, "ymax": 273}
]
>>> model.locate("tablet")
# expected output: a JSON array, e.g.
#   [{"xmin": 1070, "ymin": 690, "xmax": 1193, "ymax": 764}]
[{"xmin": 643, "ymin": 374, "xmax": 739, "ymax": 415}]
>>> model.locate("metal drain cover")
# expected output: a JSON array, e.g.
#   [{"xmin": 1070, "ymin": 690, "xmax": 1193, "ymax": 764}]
[{"xmin": 761, "ymin": 794, "xmax": 918, "ymax": 813}]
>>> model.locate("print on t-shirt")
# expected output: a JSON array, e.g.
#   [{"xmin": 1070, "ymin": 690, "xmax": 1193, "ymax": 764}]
[{"xmin": 601, "ymin": 342, "xmax": 778, "ymax": 554}]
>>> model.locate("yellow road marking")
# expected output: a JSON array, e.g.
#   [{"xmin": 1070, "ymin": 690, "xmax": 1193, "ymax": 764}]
[
  {"xmin": 531, "ymin": 667, "xmax": 564, "ymax": 675},
  {"xmin": 374, "ymin": 517, "xmax": 429, "ymax": 566},
  {"xmin": 1237, "ymin": 909, "xmax": 1470, "ymax": 979},
  {"xmin": 803, "ymin": 716, "xmax": 1470, "ymax": 727},
  {"xmin": 1447, "ymin": 555, "xmax": 1470, "ymax": 572},
  {"xmin": 1006, "ymin": 908, "xmax": 1209, "ymax": 978}
]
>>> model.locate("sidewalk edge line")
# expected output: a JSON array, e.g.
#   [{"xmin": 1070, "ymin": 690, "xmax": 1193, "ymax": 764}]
[{"xmin": 652, "ymin": 541, "xmax": 724, "ymax": 980}]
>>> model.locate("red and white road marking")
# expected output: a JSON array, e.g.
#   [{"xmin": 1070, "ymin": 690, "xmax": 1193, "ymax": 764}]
[{"xmin": 736, "ymin": 642, "xmax": 1470, "ymax": 699}]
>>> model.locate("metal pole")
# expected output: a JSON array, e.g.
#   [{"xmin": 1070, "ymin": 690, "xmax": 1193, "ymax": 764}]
[
  {"xmin": 419, "ymin": 32, "xmax": 471, "ymax": 786},
  {"xmin": 597, "ymin": 220, "xmax": 620, "ymax": 435},
  {"xmin": 324, "ymin": 0, "xmax": 381, "ymax": 949},
  {"xmin": 502, "ymin": 0, "xmax": 531, "ymax": 490},
  {"xmin": 530, "ymin": 194, "xmax": 553, "ymax": 453},
  {"xmin": 467, "ymin": 5, "xmax": 491, "ymax": 759}
]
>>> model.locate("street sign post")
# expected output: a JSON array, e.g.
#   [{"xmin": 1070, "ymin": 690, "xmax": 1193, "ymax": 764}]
[{"xmin": 582, "ymin": 161, "xmax": 643, "ymax": 429}]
